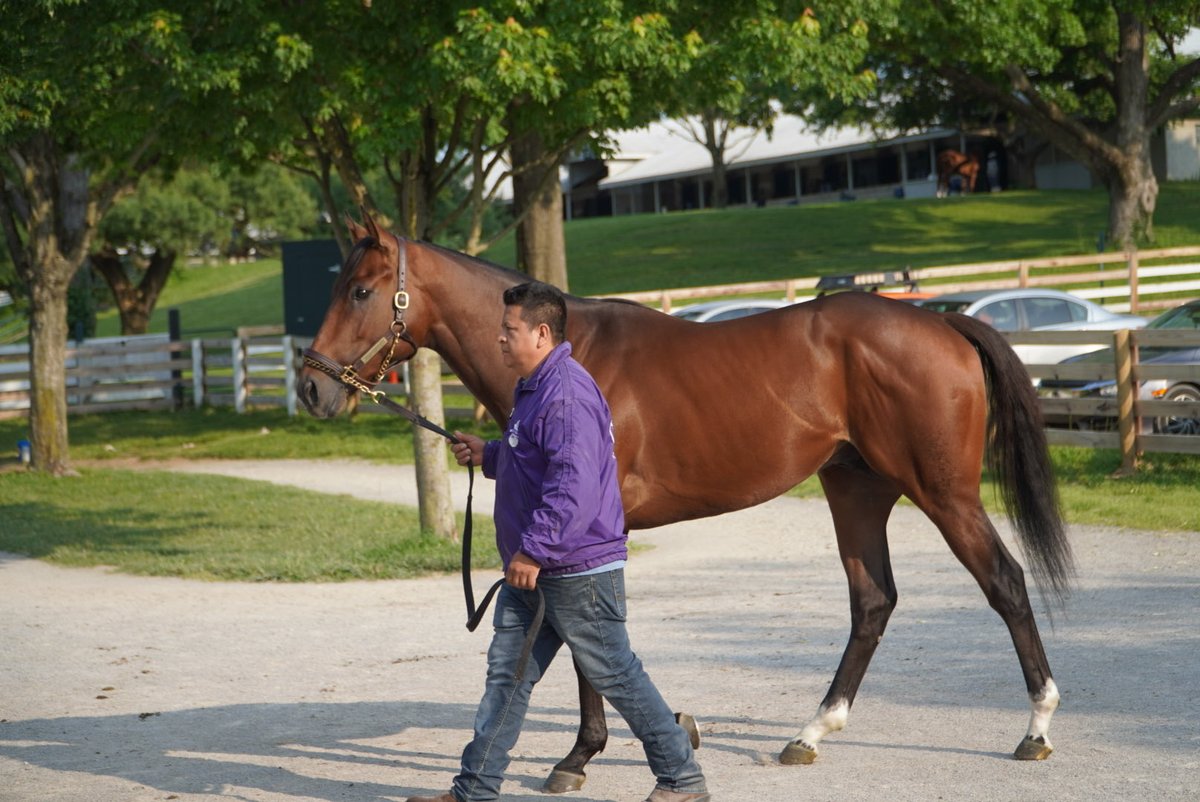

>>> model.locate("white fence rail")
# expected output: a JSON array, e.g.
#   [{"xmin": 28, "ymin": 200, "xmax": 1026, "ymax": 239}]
[{"xmin": 605, "ymin": 245, "xmax": 1200, "ymax": 314}]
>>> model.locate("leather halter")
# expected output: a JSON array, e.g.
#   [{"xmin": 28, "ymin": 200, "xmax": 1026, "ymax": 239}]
[{"xmin": 302, "ymin": 236, "xmax": 419, "ymax": 402}]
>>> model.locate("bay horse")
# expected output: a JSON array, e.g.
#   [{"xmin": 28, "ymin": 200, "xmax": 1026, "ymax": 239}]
[
  {"xmin": 299, "ymin": 215, "xmax": 1073, "ymax": 793},
  {"xmin": 936, "ymin": 149, "xmax": 981, "ymax": 197}
]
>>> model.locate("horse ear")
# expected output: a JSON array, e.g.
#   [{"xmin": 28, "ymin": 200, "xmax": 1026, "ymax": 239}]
[
  {"xmin": 360, "ymin": 205, "xmax": 383, "ymax": 243},
  {"xmin": 345, "ymin": 213, "xmax": 368, "ymax": 244}
]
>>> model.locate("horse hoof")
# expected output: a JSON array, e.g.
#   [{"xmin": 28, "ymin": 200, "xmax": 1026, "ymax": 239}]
[
  {"xmin": 676, "ymin": 712, "xmax": 702, "ymax": 750},
  {"xmin": 779, "ymin": 740, "xmax": 818, "ymax": 765},
  {"xmin": 1014, "ymin": 735, "xmax": 1053, "ymax": 761},
  {"xmin": 543, "ymin": 769, "xmax": 586, "ymax": 794}
]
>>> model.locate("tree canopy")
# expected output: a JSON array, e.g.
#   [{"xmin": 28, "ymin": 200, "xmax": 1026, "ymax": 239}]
[{"xmin": 816, "ymin": 0, "xmax": 1200, "ymax": 245}]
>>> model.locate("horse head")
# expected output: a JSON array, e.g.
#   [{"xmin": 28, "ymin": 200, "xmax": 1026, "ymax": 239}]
[{"xmin": 299, "ymin": 213, "xmax": 431, "ymax": 418}]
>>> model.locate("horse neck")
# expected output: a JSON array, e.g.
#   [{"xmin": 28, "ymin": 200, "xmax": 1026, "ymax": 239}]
[{"xmin": 414, "ymin": 245, "xmax": 520, "ymax": 423}]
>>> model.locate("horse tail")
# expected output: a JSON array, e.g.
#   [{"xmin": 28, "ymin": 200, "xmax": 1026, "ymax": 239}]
[{"xmin": 942, "ymin": 313, "xmax": 1074, "ymax": 605}]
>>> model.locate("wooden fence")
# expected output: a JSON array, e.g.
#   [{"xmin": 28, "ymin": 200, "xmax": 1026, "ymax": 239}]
[
  {"xmin": 3, "ymin": 327, "xmax": 1197, "ymax": 468},
  {"xmin": 1010, "ymin": 328, "xmax": 1200, "ymax": 468},
  {"xmin": 607, "ymin": 245, "xmax": 1200, "ymax": 314},
  {"xmin": 4, "ymin": 244, "xmax": 1200, "ymax": 467},
  {"xmin": 0, "ymin": 334, "xmax": 479, "ymax": 421}
]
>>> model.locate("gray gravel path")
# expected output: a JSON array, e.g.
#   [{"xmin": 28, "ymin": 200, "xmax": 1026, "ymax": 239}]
[{"xmin": 1, "ymin": 459, "xmax": 1197, "ymax": 802}]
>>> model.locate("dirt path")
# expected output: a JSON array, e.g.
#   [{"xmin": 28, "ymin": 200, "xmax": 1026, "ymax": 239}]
[{"xmin": 2, "ymin": 459, "xmax": 1197, "ymax": 801}]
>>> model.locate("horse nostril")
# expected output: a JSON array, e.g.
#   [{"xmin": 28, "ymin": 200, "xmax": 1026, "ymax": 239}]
[{"xmin": 302, "ymin": 377, "xmax": 319, "ymax": 409}]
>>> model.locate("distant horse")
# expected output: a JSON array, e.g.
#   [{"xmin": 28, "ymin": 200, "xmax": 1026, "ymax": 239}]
[
  {"xmin": 300, "ymin": 215, "xmax": 1073, "ymax": 793},
  {"xmin": 937, "ymin": 149, "xmax": 981, "ymax": 197}
]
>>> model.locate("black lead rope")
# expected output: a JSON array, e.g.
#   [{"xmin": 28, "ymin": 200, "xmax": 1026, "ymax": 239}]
[{"xmin": 363, "ymin": 390, "xmax": 545, "ymax": 683}]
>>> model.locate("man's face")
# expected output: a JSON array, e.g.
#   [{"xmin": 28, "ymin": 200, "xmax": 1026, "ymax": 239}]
[{"xmin": 499, "ymin": 304, "xmax": 548, "ymax": 378}]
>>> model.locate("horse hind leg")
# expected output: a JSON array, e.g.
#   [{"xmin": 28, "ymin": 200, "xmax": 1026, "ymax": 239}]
[
  {"xmin": 919, "ymin": 493, "xmax": 1060, "ymax": 760},
  {"xmin": 543, "ymin": 658, "xmax": 607, "ymax": 793},
  {"xmin": 543, "ymin": 662, "xmax": 702, "ymax": 793},
  {"xmin": 781, "ymin": 458, "xmax": 900, "ymax": 765}
]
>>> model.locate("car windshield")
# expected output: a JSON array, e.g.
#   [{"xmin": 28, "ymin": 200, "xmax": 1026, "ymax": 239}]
[
  {"xmin": 705, "ymin": 307, "xmax": 764, "ymax": 322},
  {"xmin": 922, "ymin": 300, "xmax": 971, "ymax": 313},
  {"xmin": 1148, "ymin": 304, "xmax": 1200, "ymax": 330}
]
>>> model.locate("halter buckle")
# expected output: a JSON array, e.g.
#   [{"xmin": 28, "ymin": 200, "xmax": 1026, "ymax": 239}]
[{"xmin": 394, "ymin": 291, "xmax": 410, "ymax": 310}]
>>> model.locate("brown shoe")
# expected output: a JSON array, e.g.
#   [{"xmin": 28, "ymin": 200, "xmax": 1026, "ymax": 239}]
[
  {"xmin": 644, "ymin": 788, "xmax": 711, "ymax": 802},
  {"xmin": 405, "ymin": 794, "xmax": 457, "ymax": 802}
]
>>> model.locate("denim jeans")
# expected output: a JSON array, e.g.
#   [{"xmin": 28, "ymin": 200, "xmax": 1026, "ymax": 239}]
[{"xmin": 451, "ymin": 568, "xmax": 706, "ymax": 801}]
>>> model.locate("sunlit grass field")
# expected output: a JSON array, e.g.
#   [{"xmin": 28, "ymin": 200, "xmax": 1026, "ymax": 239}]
[{"xmin": 98, "ymin": 184, "xmax": 1200, "ymax": 337}]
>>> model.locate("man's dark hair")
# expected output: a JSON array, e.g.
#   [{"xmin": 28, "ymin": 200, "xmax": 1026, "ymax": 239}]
[{"xmin": 503, "ymin": 281, "xmax": 567, "ymax": 343}]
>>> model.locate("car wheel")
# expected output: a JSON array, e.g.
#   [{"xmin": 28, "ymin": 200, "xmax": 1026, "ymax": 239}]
[{"xmin": 1154, "ymin": 384, "xmax": 1200, "ymax": 436}]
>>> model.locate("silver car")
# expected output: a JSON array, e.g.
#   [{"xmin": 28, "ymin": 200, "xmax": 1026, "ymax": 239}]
[
  {"xmin": 921, "ymin": 288, "xmax": 1147, "ymax": 364},
  {"xmin": 668, "ymin": 298, "xmax": 792, "ymax": 323}
]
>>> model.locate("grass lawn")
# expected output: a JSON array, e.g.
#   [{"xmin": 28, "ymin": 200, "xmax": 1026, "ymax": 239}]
[
  {"xmin": 92, "ymin": 184, "xmax": 1200, "ymax": 338},
  {"xmin": 93, "ymin": 258, "xmax": 284, "ymax": 338},
  {"xmin": 1, "ymin": 467, "xmax": 499, "ymax": 581}
]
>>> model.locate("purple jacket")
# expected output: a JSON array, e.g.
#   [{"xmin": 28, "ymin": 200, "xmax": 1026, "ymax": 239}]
[{"xmin": 482, "ymin": 342, "xmax": 627, "ymax": 576}]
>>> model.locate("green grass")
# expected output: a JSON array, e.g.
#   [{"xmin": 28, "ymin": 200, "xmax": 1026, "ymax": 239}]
[
  {"xmin": 94, "ymin": 258, "xmax": 284, "ymax": 338},
  {"xmin": 0, "ymin": 468, "xmax": 499, "ymax": 581},
  {"xmin": 88, "ymin": 185, "xmax": 1200, "ymax": 338},
  {"xmin": 487, "ymin": 184, "xmax": 1200, "ymax": 294}
]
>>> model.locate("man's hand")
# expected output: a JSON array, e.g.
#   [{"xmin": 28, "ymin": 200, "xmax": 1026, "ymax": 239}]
[
  {"xmin": 506, "ymin": 551, "xmax": 541, "ymax": 590},
  {"xmin": 448, "ymin": 431, "xmax": 484, "ymax": 467}
]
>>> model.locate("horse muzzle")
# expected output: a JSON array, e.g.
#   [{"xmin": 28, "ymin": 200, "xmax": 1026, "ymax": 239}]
[{"xmin": 299, "ymin": 370, "xmax": 350, "ymax": 419}]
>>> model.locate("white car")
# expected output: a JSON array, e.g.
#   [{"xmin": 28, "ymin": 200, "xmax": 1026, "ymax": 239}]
[
  {"xmin": 668, "ymin": 298, "xmax": 792, "ymax": 323},
  {"xmin": 920, "ymin": 288, "xmax": 1147, "ymax": 365}
]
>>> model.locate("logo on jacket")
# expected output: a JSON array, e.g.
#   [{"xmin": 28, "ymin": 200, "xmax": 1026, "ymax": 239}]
[{"xmin": 507, "ymin": 419, "xmax": 521, "ymax": 448}]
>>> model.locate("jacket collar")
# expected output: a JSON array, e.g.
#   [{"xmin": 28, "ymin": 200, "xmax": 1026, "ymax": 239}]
[{"xmin": 517, "ymin": 341, "xmax": 572, "ymax": 394}]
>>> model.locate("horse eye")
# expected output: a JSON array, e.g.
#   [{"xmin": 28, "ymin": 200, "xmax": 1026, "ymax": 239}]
[{"xmin": 353, "ymin": 286, "xmax": 371, "ymax": 301}]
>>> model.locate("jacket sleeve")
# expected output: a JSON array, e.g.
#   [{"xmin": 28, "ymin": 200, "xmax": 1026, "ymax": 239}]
[
  {"xmin": 519, "ymin": 398, "xmax": 604, "ymax": 566},
  {"xmin": 482, "ymin": 439, "xmax": 501, "ymax": 479}
]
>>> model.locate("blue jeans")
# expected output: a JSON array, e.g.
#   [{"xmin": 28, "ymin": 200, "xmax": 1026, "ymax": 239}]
[{"xmin": 451, "ymin": 568, "xmax": 706, "ymax": 801}]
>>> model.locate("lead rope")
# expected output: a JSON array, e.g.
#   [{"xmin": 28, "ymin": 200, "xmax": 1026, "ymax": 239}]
[{"xmin": 350, "ymin": 388, "xmax": 544, "ymax": 683}]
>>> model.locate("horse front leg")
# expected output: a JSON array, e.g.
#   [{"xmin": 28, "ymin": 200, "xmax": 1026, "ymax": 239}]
[
  {"xmin": 543, "ymin": 657, "xmax": 607, "ymax": 793},
  {"xmin": 782, "ymin": 463, "xmax": 900, "ymax": 765}
]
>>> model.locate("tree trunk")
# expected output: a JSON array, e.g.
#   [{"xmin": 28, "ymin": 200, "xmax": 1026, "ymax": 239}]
[
  {"xmin": 1107, "ymin": 11, "xmax": 1157, "ymax": 246},
  {"xmin": 703, "ymin": 115, "xmax": 729, "ymax": 210},
  {"xmin": 409, "ymin": 347, "xmax": 457, "ymax": 540},
  {"xmin": 27, "ymin": 255, "xmax": 75, "ymax": 475},
  {"xmin": 4, "ymin": 136, "xmax": 97, "ymax": 475},
  {"xmin": 387, "ymin": 130, "xmax": 456, "ymax": 542},
  {"xmin": 1107, "ymin": 154, "xmax": 1157, "ymax": 247},
  {"xmin": 320, "ymin": 115, "xmax": 385, "ymax": 220},
  {"xmin": 91, "ymin": 247, "xmax": 175, "ymax": 335},
  {"xmin": 511, "ymin": 129, "xmax": 568, "ymax": 289},
  {"xmin": 709, "ymin": 154, "xmax": 729, "ymax": 209}
]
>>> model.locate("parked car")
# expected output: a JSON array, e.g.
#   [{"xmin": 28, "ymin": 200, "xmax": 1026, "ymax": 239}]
[
  {"xmin": 668, "ymin": 298, "xmax": 792, "ymax": 322},
  {"xmin": 1038, "ymin": 299, "xmax": 1200, "ymax": 435},
  {"xmin": 920, "ymin": 288, "xmax": 1148, "ymax": 365}
]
